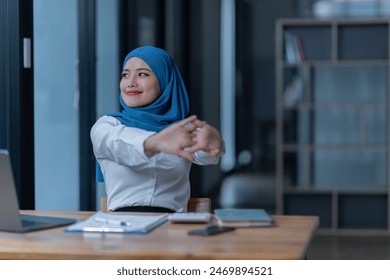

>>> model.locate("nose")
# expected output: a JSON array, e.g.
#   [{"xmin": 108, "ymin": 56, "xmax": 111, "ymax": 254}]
[{"xmin": 127, "ymin": 75, "xmax": 137, "ymax": 88}]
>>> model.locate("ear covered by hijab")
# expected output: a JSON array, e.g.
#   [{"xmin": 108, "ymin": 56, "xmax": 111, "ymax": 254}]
[{"xmin": 96, "ymin": 46, "xmax": 190, "ymax": 182}]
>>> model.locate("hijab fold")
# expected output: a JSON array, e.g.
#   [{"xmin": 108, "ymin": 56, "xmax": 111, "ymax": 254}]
[{"xmin": 96, "ymin": 46, "xmax": 190, "ymax": 182}]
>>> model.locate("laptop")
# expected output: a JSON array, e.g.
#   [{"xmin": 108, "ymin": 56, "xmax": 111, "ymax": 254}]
[{"xmin": 0, "ymin": 149, "xmax": 76, "ymax": 233}]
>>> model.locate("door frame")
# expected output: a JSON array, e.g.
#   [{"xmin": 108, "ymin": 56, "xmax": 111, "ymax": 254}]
[{"xmin": 78, "ymin": 0, "xmax": 97, "ymax": 211}]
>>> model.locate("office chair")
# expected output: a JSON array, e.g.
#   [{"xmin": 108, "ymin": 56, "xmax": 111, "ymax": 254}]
[
  {"xmin": 100, "ymin": 196, "xmax": 211, "ymax": 213},
  {"xmin": 219, "ymin": 173, "xmax": 276, "ymax": 213}
]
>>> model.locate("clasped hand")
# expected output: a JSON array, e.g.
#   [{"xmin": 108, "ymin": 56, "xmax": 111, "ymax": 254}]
[{"xmin": 144, "ymin": 115, "xmax": 224, "ymax": 162}]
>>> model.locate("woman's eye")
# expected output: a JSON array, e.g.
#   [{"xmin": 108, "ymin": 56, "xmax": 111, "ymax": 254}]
[
  {"xmin": 121, "ymin": 73, "xmax": 128, "ymax": 78},
  {"xmin": 139, "ymin": 72, "xmax": 148, "ymax": 77}
]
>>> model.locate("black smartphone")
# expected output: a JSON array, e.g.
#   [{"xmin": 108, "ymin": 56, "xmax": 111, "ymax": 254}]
[{"xmin": 188, "ymin": 225, "xmax": 235, "ymax": 236}]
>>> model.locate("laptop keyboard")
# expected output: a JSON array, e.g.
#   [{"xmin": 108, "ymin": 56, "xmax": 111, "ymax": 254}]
[
  {"xmin": 18, "ymin": 214, "xmax": 77, "ymax": 232},
  {"xmin": 22, "ymin": 219, "xmax": 35, "ymax": 226},
  {"xmin": 22, "ymin": 219, "xmax": 50, "ymax": 229}
]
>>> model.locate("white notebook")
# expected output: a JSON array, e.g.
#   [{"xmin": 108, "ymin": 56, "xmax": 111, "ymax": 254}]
[{"xmin": 65, "ymin": 211, "xmax": 168, "ymax": 234}]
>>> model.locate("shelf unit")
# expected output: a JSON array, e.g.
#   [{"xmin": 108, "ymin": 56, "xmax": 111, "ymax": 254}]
[{"xmin": 275, "ymin": 18, "xmax": 390, "ymax": 234}]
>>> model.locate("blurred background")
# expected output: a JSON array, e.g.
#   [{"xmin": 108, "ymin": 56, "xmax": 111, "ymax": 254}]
[{"xmin": 2, "ymin": 0, "xmax": 390, "ymax": 259}]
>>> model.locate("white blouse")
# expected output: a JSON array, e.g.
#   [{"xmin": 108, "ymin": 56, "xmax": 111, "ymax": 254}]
[{"xmin": 90, "ymin": 116, "xmax": 220, "ymax": 212}]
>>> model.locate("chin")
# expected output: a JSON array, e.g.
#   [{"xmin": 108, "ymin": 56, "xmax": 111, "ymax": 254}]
[{"xmin": 123, "ymin": 99, "xmax": 140, "ymax": 108}]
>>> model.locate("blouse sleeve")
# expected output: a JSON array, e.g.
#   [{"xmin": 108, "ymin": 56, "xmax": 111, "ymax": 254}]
[
  {"xmin": 192, "ymin": 139, "xmax": 225, "ymax": 166},
  {"xmin": 90, "ymin": 116, "xmax": 156, "ymax": 166}
]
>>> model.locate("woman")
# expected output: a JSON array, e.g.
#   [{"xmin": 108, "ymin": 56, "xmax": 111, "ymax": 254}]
[{"xmin": 91, "ymin": 46, "xmax": 224, "ymax": 212}]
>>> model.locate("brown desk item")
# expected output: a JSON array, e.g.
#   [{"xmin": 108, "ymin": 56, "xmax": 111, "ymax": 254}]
[{"xmin": 0, "ymin": 211, "xmax": 318, "ymax": 260}]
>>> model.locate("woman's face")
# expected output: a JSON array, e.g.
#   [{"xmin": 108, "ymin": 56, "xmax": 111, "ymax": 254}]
[{"xmin": 120, "ymin": 57, "xmax": 161, "ymax": 108}]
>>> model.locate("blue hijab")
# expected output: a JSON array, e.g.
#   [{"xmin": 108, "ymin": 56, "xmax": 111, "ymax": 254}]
[{"xmin": 96, "ymin": 46, "xmax": 190, "ymax": 182}]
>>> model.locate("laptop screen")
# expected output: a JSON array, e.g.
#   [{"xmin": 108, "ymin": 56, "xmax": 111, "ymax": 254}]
[
  {"xmin": 0, "ymin": 149, "xmax": 25, "ymax": 229},
  {"xmin": 0, "ymin": 149, "xmax": 76, "ymax": 232}
]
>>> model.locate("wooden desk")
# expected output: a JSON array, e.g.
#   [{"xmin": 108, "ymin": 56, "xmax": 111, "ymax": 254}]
[{"xmin": 0, "ymin": 211, "xmax": 318, "ymax": 260}]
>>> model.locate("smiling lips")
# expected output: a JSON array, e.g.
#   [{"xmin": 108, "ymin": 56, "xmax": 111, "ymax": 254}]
[{"xmin": 126, "ymin": 90, "xmax": 142, "ymax": 96}]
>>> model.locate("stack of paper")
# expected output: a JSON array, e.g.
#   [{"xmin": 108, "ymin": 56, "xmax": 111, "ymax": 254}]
[
  {"xmin": 214, "ymin": 208, "xmax": 274, "ymax": 228},
  {"xmin": 65, "ymin": 211, "xmax": 168, "ymax": 234}
]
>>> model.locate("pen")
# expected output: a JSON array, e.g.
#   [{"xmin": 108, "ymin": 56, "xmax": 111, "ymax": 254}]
[{"xmin": 94, "ymin": 217, "xmax": 132, "ymax": 226}]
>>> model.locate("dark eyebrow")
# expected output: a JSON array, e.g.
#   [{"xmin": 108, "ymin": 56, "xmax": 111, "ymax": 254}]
[
  {"xmin": 136, "ymin": 68, "xmax": 153, "ymax": 72},
  {"xmin": 121, "ymin": 68, "xmax": 152, "ymax": 72}
]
